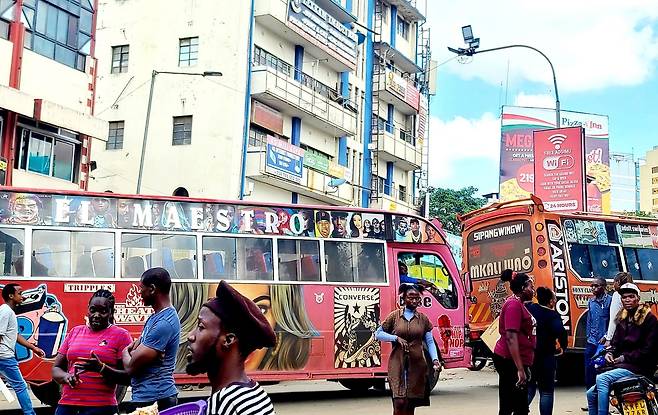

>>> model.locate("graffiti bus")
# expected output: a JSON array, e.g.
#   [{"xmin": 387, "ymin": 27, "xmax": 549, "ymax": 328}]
[
  {"xmin": 459, "ymin": 196, "xmax": 658, "ymax": 379},
  {"xmin": 0, "ymin": 188, "xmax": 471, "ymax": 405}
]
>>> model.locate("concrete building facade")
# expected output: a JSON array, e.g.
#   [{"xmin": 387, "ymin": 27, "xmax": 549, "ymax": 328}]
[
  {"xmin": 89, "ymin": 0, "xmax": 432, "ymax": 213},
  {"xmin": 0, "ymin": 0, "xmax": 106, "ymax": 190},
  {"xmin": 609, "ymin": 152, "xmax": 639, "ymax": 213},
  {"xmin": 639, "ymin": 146, "xmax": 658, "ymax": 214}
]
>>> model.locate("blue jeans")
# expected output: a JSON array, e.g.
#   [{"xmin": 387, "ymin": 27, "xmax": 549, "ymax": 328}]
[
  {"xmin": 586, "ymin": 368, "xmax": 635, "ymax": 415},
  {"xmin": 528, "ymin": 356, "xmax": 556, "ymax": 415},
  {"xmin": 0, "ymin": 357, "xmax": 35, "ymax": 415},
  {"xmin": 584, "ymin": 343, "xmax": 598, "ymax": 390}
]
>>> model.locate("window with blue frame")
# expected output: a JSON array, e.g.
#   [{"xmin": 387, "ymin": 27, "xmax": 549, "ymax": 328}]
[
  {"xmin": 16, "ymin": 125, "xmax": 80, "ymax": 183},
  {"xmin": 22, "ymin": 0, "xmax": 94, "ymax": 71},
  {"xmin": 396, "ymin": 16, "xmax": 409, "ymax": 40}
]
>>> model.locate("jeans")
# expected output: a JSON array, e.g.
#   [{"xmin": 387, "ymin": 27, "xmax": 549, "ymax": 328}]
[
  {"xmin": 528, "ymin": 356, "xmax": 556, "ymax": 415},
  {"xmin": 55, "ymin": 405, "xmax": 118, "ymax": 415},
  {"xmin": 584, "ymin": 343, "xmax": 598, "ymax": 390},
  {"xmin": 493, "ymin": 354, "xmax": 530, "ymax": 415},
  {"xmin": 0, "ymin": 357, "xmax": 35, "ymax": 415},
  {"xmin": 126, "ymin": 395, "xmax": 178, "ymax": 412},
  {"xmin": 586, "ymin": 368, "xmax": 635, "ymax": 415}
]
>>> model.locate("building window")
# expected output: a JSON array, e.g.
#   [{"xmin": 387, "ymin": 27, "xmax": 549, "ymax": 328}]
[
  {"xmin": 106, "ymin": 121, "xmax": 124, "ymax": 150},
  {"xmin": 399, "ymin": 185, "xmax": 407, "ymax": 202},
  {"xmin": 397, "ymin": 16, "xmax": 409, "ymax": 40},
  {"xmin": 253, "ymin": 46, "xmax": 292, "ymax": 77},
  {"xmin": 27, "ymin": 0, "xmax": 94, "ymax": 71},
  {"xmin": 376, "ymin": 2, "xmax": 388, "ymax": 24},
  {"xmin": 248, "ymin": 126, "xmax": 268, "ymax": 148},
  {"xmin": 652, "ymin": 166, "xmax": 658, "ymax": 174},
  {"xmin": 179, "ymin": 37, "xmax": 198, "ymax": 67},
  {"xmin": 111, "ymin": 45, "xmax": 129, "ymax": 73},
  {"xmin": 172, "ymin": 116, "xmax": 193, "ymax": 145},
  {"xmin": 16, "ymin": 128, "xmax": 79, "ymax": 182}
]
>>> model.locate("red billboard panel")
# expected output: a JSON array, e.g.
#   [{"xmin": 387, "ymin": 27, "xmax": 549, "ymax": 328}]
[{"xmin": 533, "ymin": 127, "xmax": 585, "ymax": 212}]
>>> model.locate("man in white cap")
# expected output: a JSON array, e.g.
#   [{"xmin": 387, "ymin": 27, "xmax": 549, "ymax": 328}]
[{"xmin": 586, "ymin": 283, "xmax": 658, "ymax": 415}]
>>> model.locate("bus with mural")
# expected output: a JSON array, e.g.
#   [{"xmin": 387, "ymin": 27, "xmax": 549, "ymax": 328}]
[
  {"xmin": 459, "ymin": 195, "xmax": 658, "ymax": 379},
  {"xmin": 0, "ymin": 188, "xmax": 472, "ymax": 405}
]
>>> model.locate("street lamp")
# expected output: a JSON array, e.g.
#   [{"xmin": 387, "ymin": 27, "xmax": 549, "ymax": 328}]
[
  {"xmin": 136, "ymin": 69, "xmax": 223, "ymax": 194},
  {"xmin": 448, "ymin": 25, "xmax": 560, "ymax": 129}
]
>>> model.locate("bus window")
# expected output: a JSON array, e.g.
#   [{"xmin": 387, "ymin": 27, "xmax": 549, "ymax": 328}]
[
  {"xmin": 568, "ymin": 244, "xmax": 593, "ymax": 278},
  {"xmin": 33, "ymin": 230, "xmax": 70, "ymax": 277},
  {"xmin": 325, "ymin": 241, "xmax": 385, "ymax": 283},
  {"xmin": 399, "ymin": 253, "xmax": 458, "ymax": 309},
  {"xmin": 202, "ymin": 236, "xmax": 237, "ymax": 280},
  {"xmin": 121, "ymin": 233, "xmax": 197, "ymax": 279},
  {"xmin": 623, "ymin": 247, "xmax": 641, "ymax": 280},
  {"xmin": 277, "ymin": 239, "xmax": 320, "ymax": 282},
  {"xmin": 635, "ymin": 248, "xmax": 658, "ymax": 281},
  {"xmin": 568, "ymin": 243, "xmax": 621, "ymax": 279},
  {"xmin": 237, "ymin": 238, "xmax": 273, "ymax": 281},
  {"xmin": 71, "ymin": 232, "xmax": 114, "ymax": 278},
  {"xmin": 0, "ymin": 229, "xmax": 24, "ymax": 276}
]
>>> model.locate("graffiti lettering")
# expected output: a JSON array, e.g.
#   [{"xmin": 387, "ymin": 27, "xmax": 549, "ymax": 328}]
[{"xmin": 547, "ymin": 221, "xmax": 571, "ymax": 333}]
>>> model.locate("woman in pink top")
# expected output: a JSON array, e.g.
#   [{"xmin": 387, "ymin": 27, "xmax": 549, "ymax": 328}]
[
  {"xmin": 52, "ymin": 289, "xmax": 132, "ymax": 415},
  {"xmin": 493, "ymin": 269, "xmax": 536, "ymax": 415}
]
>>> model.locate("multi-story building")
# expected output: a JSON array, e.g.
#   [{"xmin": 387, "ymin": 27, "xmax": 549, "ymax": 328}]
[
  {"xmin": 639, "ymin": 146, "xmax": 658, "ymax": 214},
  {"xmin": 90, "ymin": 0, "xmax": 432, "ymax": 212},
  {"xmin": 0, "ymin": 0, "xmax": 105, "ymax": 190},
  {"xmin": 609, "ymin": 152, "xmax": 640, "ymax": 213}
]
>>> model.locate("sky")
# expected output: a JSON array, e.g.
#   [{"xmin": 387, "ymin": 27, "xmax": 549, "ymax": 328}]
[{"xmin": 425, "ymin": 1, "xmax": 658, "ymax": 195}]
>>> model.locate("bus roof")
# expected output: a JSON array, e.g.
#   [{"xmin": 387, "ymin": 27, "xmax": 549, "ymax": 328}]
[{"xmin": 0, "ymin": 187, "xmax": 448, "ymax": 243}]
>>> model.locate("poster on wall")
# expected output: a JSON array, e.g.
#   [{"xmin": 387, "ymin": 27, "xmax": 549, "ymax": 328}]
[
  {"xmin": 533, "ymin": 127, "xmax": 586, "ymax": 212},
  {"xmin": 499, "ymin": 106, "xmax": 610, "ymax": 213}
]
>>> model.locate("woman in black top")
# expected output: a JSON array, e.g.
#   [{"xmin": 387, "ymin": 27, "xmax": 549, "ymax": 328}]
[{"xmin": 526, "ymin": 287, "xmax": 568, "ymax": 415}]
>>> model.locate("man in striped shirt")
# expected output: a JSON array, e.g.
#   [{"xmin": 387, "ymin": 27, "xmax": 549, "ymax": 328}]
[{"xmin": 186, "ymin": 281, "xmax": 277, "ymax": 415}]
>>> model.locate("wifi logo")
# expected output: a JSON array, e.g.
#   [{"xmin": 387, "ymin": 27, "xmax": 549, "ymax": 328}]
[{"xmin": 548, "ymin": 134, "xmax": 567, "ymax": 150}]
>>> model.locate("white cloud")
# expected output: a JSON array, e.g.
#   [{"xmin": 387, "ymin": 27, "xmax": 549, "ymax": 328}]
[
  {"xmin": 428, "ymin": 1, "xmax": 658, "ymax": 93},
  {"xmin": 514, "ymin": 92, "xmax": 555, "ymax": 109},
  {"xmin": 428, "ymin": 113, "xmax": 500, "ymax": 187}
]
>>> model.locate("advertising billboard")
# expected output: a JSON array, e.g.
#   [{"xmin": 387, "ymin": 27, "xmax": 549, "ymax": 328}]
[
  {"xmin": 533, "ymin": 127, "xmax": 585, "ymax": 212},
  {"xmin": 265, "ymin": 136, "xmax": 304, "ymax": 184},
  {"xmin": 499, "ymin": 106, "xmax": 610, "ymax": 213}
]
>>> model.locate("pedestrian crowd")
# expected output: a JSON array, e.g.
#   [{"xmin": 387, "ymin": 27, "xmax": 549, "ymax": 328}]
[{"xmin": 492, "ymin": 269, "xmax": 658, "ymax": 415}]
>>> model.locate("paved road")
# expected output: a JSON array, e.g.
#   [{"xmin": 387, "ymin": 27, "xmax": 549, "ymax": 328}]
[{"xmin": 0, "ymin": 367, "xmax": 589, "ymax": 414}]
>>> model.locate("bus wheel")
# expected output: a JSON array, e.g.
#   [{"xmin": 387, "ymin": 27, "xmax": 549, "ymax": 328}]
[
  {"xmin": 338, "ymin": 379, "xmax": 375, "ymax": 392},
  {"xmin": 31, "ymin": 381, "xmax": 61, "ymax": 407}
]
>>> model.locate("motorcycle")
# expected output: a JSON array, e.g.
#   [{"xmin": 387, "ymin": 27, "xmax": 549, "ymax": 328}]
[{"xmin": 609, "ymin": 375, "xmax": 658, "ymax": 415}]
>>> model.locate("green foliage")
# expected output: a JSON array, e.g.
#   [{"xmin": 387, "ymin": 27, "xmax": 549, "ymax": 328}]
[
  {"xmin": 427, "ymin": 186, "xmax": 487, "ymax": 234},
  {"xmin": 620, "ymin": 210, "xmax": 656, "ymax": 219}
]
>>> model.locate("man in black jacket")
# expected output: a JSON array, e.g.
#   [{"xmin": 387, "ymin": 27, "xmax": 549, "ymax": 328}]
[{"xmin": 586, "ymin": 283, "xmax": 658, "ymax": 415}]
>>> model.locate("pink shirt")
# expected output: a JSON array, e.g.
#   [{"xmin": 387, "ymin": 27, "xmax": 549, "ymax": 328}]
[
  {"xmin": 58, "ymin": 324, "xmax": 132, "ymax": 406},
  {"xmin": 494, "ymin": 297, "xmax": 537, "ymax": 366}
]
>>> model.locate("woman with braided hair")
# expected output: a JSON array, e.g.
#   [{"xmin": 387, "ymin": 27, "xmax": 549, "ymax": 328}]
[{"xmin": 52, "ymin": 289, "xmax": 132, "ymax": 415}]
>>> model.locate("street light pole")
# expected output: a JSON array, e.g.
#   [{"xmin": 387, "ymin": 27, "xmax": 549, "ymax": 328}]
[
  {"xmin": 463, "ymin": 44, "xmax": 560, "ymax": 128},
  {"xmin": 135, "ymin": 70, "xmax": 223, "ymax": 194}
]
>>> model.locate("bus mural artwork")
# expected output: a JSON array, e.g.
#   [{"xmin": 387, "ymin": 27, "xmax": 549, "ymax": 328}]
[
  {"xmin": 0, "ymin": 188, "xmax": 471, "ymax": 406},
  {"xmin": 334, "ymin": 287, "xmax": 381, "ymax": 369}
]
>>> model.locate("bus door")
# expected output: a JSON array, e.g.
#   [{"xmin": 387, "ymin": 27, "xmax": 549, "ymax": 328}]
[{"xmin": 392, "ymin": 247, "xmax": 466, "ymax": 364}]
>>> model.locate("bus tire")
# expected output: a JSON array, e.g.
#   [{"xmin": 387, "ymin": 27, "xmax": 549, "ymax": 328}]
[
  {"xmin": 338, "ymin": 379, "xmax": 375, "ymax": 392},
  {"xmin": 31, "ymin": 381, "xmax": 61, "ymax": 407}
]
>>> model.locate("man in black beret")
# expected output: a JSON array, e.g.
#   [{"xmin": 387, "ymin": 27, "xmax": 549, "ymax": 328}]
[
  {"xmin": 315, "ymin": 210, "xmax": 331, "ymax": 238},
  {"xmin": 331, "ymin": 211, "xmax": 349, "ymax": 238},
  {"xmin": 186, "ymin": 281, "xmax": 276, "ymax": 415}
]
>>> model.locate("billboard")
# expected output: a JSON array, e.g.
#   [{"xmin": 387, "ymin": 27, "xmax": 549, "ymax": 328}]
[
  {"xmin": 499, "ymin": 106, "xmax": 610, "ymax": 213},
  {"xmin": 533, "ymin": 127, "xmax": 585, "ymax": 212},
  {"xmin": 265, "ymin": 136, "xmax": 304, "ymax": 184}
]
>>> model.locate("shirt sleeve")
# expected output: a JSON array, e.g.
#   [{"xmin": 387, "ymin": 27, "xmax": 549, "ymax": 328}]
[
  {"xmin": 375, "ymin": 326, "xmax": 397, "ymax": 343},
  {"xmin": 142, "ymin": 319, "xmax": 174, "ymax": 353},
  {"xmin": 58, "ymin": 326, "xmax": 77, "ymax": 356},
  {"xmin": 503, "ymin": 300, "xmax": 522, "ymax": 332},
  {"xmin": 381, "ymin": 311, "xmax": 397, "ymax": 334},
  {"xmin": 399, "ymin": 274, "xmax": 420, "ymax": 284},
  {"xmin": 116, "ymin": 329, "xmax": 133, "ymax": 361},
  {"xmin": 606, "ymin": 294, "xmax": 622, "ymax": 341},
  {"xmin": 424, "ymin": 331, "xmax": 439, "ymax": 361},
  {"xmin": 0, "ymin": 308, "xmax": 10, "ymax": 336}
]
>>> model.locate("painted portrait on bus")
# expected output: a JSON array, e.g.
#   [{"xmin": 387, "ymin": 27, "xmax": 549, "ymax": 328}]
[
  {"xmin": 171, "ymin": 282, "xmax": 318, "ymax": 373},
  {"xmin": 393, "ymin": 216, "xmax": 412, "ymax": 242},
  {"xmin": 330, "ymin": 212, "xmax": 349, "ymax": 238},
  {"xmin": 424, "ymin": 223, "xmax": 442, "ymax": 243},
  {"xmin": 363, "ymin": 213, "xmax": 385, "ymax": 240},
  {"xmin": 0, "ymin": 193, "xmax": 50, "ymax": 225},
  {"xmin": 349, "ymin": 212, "xmax": 364, "ymax": 238},
  {"xmin": 315, "ymin": 210, "xmax": 332, "ymax": 238}
]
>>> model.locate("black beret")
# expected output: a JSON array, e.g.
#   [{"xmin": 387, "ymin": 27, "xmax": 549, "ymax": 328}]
[
  {"xmin": 332, "ymin": 211, "xmax": 348, "ymax": 219},
  {"xmin": 203, "ymin": 281, "xmax": 276, "ymax": 355},
  {"xmin": 315, "ymin": 210, "xmax": 330, "ymax": 222}
]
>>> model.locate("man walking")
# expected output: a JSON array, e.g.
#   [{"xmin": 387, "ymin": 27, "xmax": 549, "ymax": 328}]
[
  {"xmin": 0, "ymin": 284, "xmax": 45, "ymax": 415},
  {"xmin": 123, "ymin": 268, "xmax": 181, "ymax": 411},
  {"xmin": 585, "ymin": 278, "xmax": 611, "ymax": 390},
  {"xmin": 587, "ymin": 283, "xmax": 658, "ymax": 415}
]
